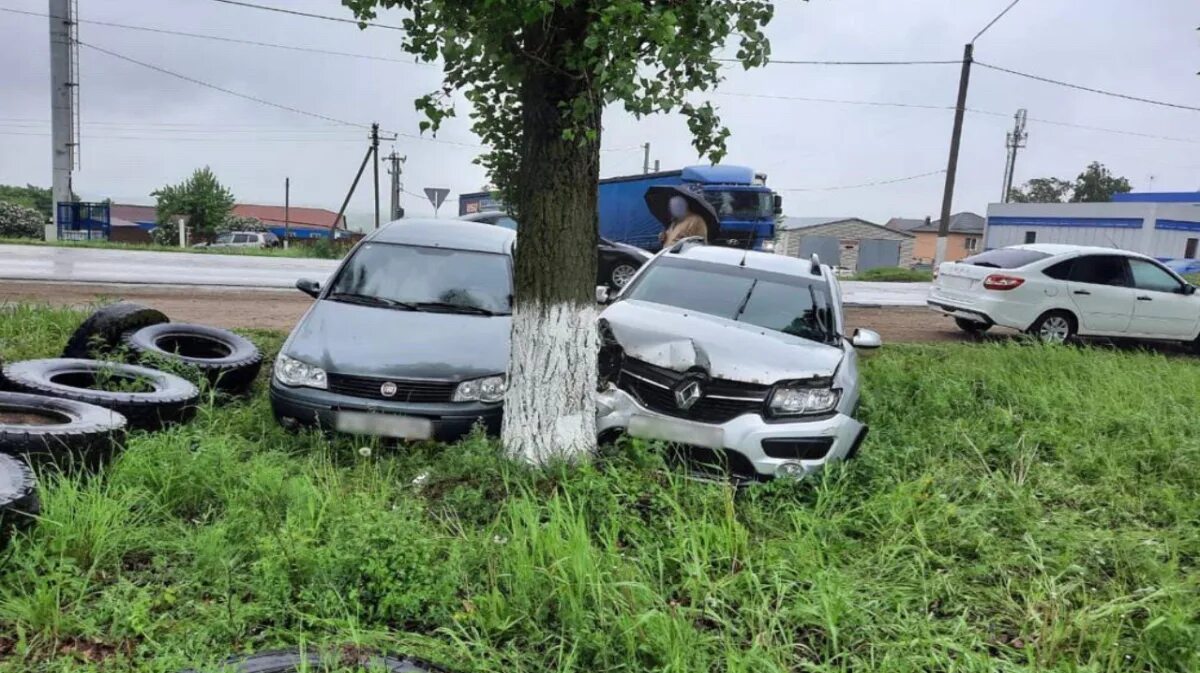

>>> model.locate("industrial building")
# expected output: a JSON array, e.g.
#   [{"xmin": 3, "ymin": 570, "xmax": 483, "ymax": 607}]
[
  {"xmin": 775, "ymin": 217, "xmax": 914, "ymax": 272},
  {"xmin": 984, "ymin": 193, "xmax": 1200, "ymax": 261}
]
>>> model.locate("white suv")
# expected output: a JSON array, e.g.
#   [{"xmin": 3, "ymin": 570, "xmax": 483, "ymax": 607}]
[{"xmin": 929, "ymin": 244, "xmax": 1200, "ymax": 347}]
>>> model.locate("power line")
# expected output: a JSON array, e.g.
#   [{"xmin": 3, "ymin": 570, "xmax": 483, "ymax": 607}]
[
  {"xmin": 779, "ymin": 169, "xmax": 946, "ymax": 193},
  {"xmin": 0, "ymin": 6, "xmax": 428, "ymax": 65},
  {"xmin": 0, "ymin": 130, "xmax": 366, "ymax": 143},
  {"xmin": 205, "ymin": 0, "xmax": 402, "ymax": 30},
  {"xmin": 976, "ymin": 61, "xmax": 1200, "ymax": 113},
  {"xmin": 972, "ymin": 0, "xmax": 1025, "ymax": 43},
  {"xmin": 717, "ymin": 57, "xmax": 959, "ymax": 66},
  {"xmin": 965, "ymin": 108, "xmax": 1200, "ymax": 144},
  {"xmin": 714, "ymin": 90, "xmax": 954, "ymax": 111}
]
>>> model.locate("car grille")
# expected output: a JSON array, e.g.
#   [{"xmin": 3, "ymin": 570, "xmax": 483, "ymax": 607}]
[
  {"xmin": 326, "ymin": 373, "xmax": 457, "ymax": 403},
  {"xmin": 617, "ymin": 358, "xmax": 769, "ymax": 424},
  {"xmin": 664, "ymin": 444, "xmax": 765, "ymax": 484},
  {"xmin": 760, "ymin": 437, "xmax": 834, "ymax": 460}
]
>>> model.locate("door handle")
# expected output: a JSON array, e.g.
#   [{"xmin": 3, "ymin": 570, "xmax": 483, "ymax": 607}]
[
  {"xmin": 1137, "ymin": 296, "xmax": 1152, "ymax": 301},
  {"xmin": 1073, "ymin": 290, "xmax": 1091, "ymax": 296}
]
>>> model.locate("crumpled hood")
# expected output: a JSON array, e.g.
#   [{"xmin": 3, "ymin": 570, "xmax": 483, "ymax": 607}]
[
  {"xmin": 285, "ymin": 299, "xmax": 510, "ymax": 381},
  {"xmin": 600, "ymin": 299, "xmax": 844, "ymax": 384}
]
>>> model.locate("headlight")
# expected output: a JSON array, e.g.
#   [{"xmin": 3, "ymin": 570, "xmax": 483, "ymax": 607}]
[
  {"xmin": 760, "ymin": 239, "xmax": 777, "ymax": 252},
  {"xmin": 453, "ymin": 375, "xmax": 507, "ymax": 403},
  {"xmin": 274, "ymin": 354, "xmax": 328, "ymax": 389},
  {"xmin": 768, "ymin": 385, "xmax": 839, "ymax": 417}
]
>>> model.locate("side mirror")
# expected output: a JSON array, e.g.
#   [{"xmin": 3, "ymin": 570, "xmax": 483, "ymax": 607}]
[
  {"xmin": 851, "ymin": 328, "xmax": 882, "ymax": 349},
  {"xmin": 296, "ymin": 278, "xmax": 321, "ymax": 299},
  {"xmin": 1183, "ymin": 284, "xmax": 1197, "ymax": 296},
  {"xmin": 773, "ymin": 194, "xmax": 783, "ymax": 216},
  {"xmin": 595, "ymin": 285, "xmax": 611, "ymax": 305}
]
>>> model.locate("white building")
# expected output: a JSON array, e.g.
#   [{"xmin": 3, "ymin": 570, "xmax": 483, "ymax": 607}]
[{"xmin": 985, "ymin": 194, "xmax": 1200, "ymax": 261}]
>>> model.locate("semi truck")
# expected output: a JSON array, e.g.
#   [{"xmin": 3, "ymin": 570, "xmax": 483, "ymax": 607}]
[{"xmin": 458, "ymin": 165, "xmax": 782, "ymax": 251}]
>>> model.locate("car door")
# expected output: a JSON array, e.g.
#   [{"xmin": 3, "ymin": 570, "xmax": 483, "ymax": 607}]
[
  {"xmin": 1065, "ymin": 255, "xmax": 1136, "ymax": 335},
  {"xmin": 1126, "ymin": 258, "xmax": 1200, "ymax": 339}
]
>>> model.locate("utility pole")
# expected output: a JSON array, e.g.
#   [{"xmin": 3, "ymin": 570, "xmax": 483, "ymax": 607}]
[
  {"xmin": 654, "ymin": 159, "xmax": 660, "ymax": 172},
  {"xmin": 48, "ymin": 0, "xmax": 77, "ymax": 241},
  {"xmin": 1000, "ymin": 109, "xmax": 1028, "ymax": 203},
  {"xmin": 284, "ymin": 177, "xmax": 290, "ymax": 249},
  {"xmin": 935, "ymin": 43, "xmax": 973, "ymax": 266},
  {"xmin": 370, "ymin": 122, "xmax": 380, "ymax": 230},
  {"xmin": 642, "ymin": 142, "xmax": 651, "ymax": 174},
  {"xmin": 385, "ymin": 151, "xmax": 406, "ymax": 220}
]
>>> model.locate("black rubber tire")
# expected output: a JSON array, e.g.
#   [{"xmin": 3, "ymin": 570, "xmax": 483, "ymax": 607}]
[
  {"xmin": 1026, "ymin": 310, "xmax": 1077, "ymax": 344},
  {"xmin": 182, "ymin": 649, "xmax": 445, "ymax": 672},
  {"xmin": 954, "ymin": 317, "xmax": 991, "ymax": 334},
  {"xmin": 123, "ymin": 323, "xmax": 263, "ymax": 393},
  {"xmin": 62, "ymin": 302, "xmax": 169, "ymax": 359},
  {"xmin": 2, "ymin": 359, "xmax": 199, "ymax": 431},
  {"xmin": 0, "ymin": 453, "xmax": 39, "ymax": 549},
  {"xmin": 608, "ymin": 262, "xmax": 640, "ymax": 289},
  {"xmin": 0, "ymin": 391, "xmax": 127, "ymax": 470}
]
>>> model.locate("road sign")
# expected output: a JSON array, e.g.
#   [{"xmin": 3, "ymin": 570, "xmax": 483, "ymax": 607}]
[{"xmin": 424, "ymin": 187, "xmax": 450, "ymax": 216}]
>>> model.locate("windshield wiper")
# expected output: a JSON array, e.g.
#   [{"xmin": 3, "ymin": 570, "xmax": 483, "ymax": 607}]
[
  {"xmin": 328, "ymin": 292, "xmax": 416, "ymax": 311},
  {"xmin": 412, "ymin": 301, "xmax": 503, "ymax": 316}
]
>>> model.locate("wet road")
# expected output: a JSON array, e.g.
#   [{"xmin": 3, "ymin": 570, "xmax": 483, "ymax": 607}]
[{"xmin": 0, "ymin": 244, "xmax": 932, "ymax": 305}]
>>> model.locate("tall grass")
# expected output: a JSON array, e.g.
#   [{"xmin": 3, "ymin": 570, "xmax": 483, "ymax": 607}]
[{"xmin": 0, "ymin": 303, "xmax": 1196, "ymax": 671}]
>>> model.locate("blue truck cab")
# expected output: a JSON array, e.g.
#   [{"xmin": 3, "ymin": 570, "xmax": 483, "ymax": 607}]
[{"xmin": 459, "ymin": 164, "xmax": 782, "ymax": 252}]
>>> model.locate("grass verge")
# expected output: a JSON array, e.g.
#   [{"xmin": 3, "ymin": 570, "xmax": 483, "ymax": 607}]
[
  {"xmin": 0, "ymin": 303, "xmax": 1197, "ymax": 672},
  {"xmin": 851, "ymin": 266, "xmax": 933, "ymax": 282}
]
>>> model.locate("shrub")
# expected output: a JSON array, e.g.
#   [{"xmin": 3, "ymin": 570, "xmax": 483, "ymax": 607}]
[
  {"xmin": 853, "ymin": 266, "xmax": 932, "ymax": 282},
  {"xmin": 0, "ymin": 202, "xmax": 45, "ymax": 239}
]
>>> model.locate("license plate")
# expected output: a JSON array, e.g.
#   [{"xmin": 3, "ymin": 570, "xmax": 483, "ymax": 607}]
[
  {"xmin": 941, "ymin": 275, "xmax": 973, "ymax": 290},
  {"xmin": 335, "ymin": 411, "xmax": 433, "ymax": 439},
  {"xmin": 629, "ymin": 414, "xmax": 724, "ymax": 449}
]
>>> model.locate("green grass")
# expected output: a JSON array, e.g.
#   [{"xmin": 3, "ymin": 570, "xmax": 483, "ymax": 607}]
[
  {"xmin": 0, "ymin": 303, "xmax": 1197, "ymax": 672},
  {"xmin": 0, "ymin": 237, "xmax": 346, "ymax": 260},
  {"xmin": 851, "ymin": 266, "xmax": 933, "ymax": 282}
]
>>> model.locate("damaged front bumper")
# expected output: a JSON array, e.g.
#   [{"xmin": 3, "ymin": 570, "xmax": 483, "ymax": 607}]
[{"xmin": 596, "ymin": 386, "xmax": 867, "ymax": 482}]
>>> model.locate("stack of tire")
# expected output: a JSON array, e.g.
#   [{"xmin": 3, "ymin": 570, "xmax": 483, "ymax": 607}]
[{"xmin": 0, "ymin": 302, "xmax": 263, "ymax": 549}]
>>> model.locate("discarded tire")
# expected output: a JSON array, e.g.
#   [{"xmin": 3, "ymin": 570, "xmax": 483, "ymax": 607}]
[
  {"xmin": 123, "ymin": 323, "xmax": 263, "ymax": 393},
  {"xmin": 182, "ymin": 649, "xmax": 444, "ymax": 672},
  {"xmin": 0, "ymin": 391, "xmax": 127, "ymax": 470},
  {"xmin": 2, "ymin": 359, "xmax": 199, "ymax": 431},
  {"xmin": 62, "ymin": 302, "xmax": 169, "ymax": 359},
  {"xmin": 0, "ymin": 453, "xmax": 38, "ymax": 549}
]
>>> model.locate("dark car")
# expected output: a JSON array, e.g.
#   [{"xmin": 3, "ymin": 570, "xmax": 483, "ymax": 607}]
[
  {"xmin": 270, "ymin": 219, "xmax": 514, "ymax": 441},
  {"xmin": 459, "ymin": 211, "xmax": 651, "ymax": 289}
]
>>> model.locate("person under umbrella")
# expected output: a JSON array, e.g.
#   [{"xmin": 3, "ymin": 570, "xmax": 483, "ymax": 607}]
[
  {"xmin": 660, "ymin": 196, "xmax": 709, "ymax": 247},
  {"xmin": 644, "ymin": 185, "xmax": 719, "ymax": 248}
]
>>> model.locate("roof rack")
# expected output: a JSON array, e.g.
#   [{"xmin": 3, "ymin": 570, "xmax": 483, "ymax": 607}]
[{"xmin": 667, "ymin": 236, "xmax": 708, "ymax": 254}]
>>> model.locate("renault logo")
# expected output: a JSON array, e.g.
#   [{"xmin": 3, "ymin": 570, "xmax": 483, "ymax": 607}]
[
  {"xmin": 673, "ymin": 380, "xmax": 703, "ymax": 410},
  {"xmin": 380, "ymin": 382, "xmax": 398, "ymax": 398}
]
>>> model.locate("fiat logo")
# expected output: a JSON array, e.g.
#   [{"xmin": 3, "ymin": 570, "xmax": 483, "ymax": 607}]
[{"xmin": 380, "ymin": 382, "xmax": 398, "ymax": 398}]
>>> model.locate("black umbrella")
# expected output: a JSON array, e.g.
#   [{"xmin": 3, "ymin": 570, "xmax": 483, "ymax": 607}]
[{"xmin": 644, "ymin": 185, "xmax": 720, "ymax": 238}]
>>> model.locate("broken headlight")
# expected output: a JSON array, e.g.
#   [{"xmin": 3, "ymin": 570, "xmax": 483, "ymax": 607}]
[
  {"xmin": 596, "ymin": 318, "xmax": 624, "ymax": 390},
  {"xmin": 767, "ymin": 385, "xmax": 839, "ymax": 417}
]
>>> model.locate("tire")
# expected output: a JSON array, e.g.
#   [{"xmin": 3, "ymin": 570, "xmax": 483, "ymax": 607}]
[
  {"xmin": 954, "ymin": 317, "xmax": 991, "ymax": 334},
  {"xmin": 0, "ymin": 453, "xmax": 38, "ymax": 549},
  {"xmin": 0, "ymin": 392, "xmax": 127, "ymax": 470},
  {"xmin": 1027, "ymin": 311, "xmax": 1076, "ymax": 344},
  {"xmin": 123, "ymin": 323, "xmax": 263, "ymax": 394},
  {"xmin": 181, "ymin": 649, "xmax": 445, "ymax": 673},
  {"xmin": 62, "ymin": 302, "xmax": 169, "ymax": 359},
  {"xmin": 608, "ymin": 262, "xmax": 639, "ymax": 289},
  {"xmin": 2, "ymin": 359, "xmax": 199, "ymax": 431}
]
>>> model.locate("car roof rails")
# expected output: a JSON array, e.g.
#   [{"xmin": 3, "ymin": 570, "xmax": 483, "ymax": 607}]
[
  {"xmin": 668, "ymin": 236, "xmax": 707, "ymax": 254},
  {"xmin": 810, "ymin": 253, "xmax": 822, "ymax": 276}
]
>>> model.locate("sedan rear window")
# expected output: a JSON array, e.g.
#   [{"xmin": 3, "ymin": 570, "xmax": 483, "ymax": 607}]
[{"xmin": 962, "ymin": 248, "xmax": 1052, "ymax": 269}]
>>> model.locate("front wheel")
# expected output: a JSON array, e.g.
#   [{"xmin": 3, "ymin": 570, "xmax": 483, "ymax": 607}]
[
  {"xmin": 608, "ymin": 263, "xmax": 639, "ymax": 289},
  {"xmin": 1028, "ymin": 311, "xmax": 1076, "ymax": 344},
  {"xmin": 954, "ymin": 317, "xmax": 990, "ymax": 334}
]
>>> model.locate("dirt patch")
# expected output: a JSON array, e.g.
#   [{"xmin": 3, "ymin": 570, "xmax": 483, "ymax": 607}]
[{"xmin": 1, "ymin": 281, "xmax": 975, "ymax": 343}]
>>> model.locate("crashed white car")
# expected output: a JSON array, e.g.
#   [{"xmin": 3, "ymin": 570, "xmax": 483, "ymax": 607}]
[{"xmin": 595, "ymin": 239, "xmax": 882, "ymax": 482}]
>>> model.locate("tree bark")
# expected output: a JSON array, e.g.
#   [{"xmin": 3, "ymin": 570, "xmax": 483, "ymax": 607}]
[{"xmin": 502, "ymin": 6, "xmax": 601, "ymax": 464}]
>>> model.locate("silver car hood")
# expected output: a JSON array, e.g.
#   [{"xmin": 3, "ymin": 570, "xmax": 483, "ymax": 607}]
[{"xmin": 601, "ymin": 299, "xmax": 844, "ymax": 384}]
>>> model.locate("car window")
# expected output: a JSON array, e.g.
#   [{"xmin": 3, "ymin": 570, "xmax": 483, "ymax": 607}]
[
  {"xmin": 214, "ymin": 233, "xmax": 234, "ymax": 245},
  {"xmin": 232, "ymin": 234, "xmax": 250, "ymax": 244},
  {"xmin": 962, "ymin": 248, "xmax": 1051, "ymax": 269},
  {"xmin": 1128, "ymin": 259, "xmax": 1182, "ymax": 293},
  {"xmin": 495, "ymin": 216, "xmax": 518, "ymax": 230},
  {"xmin": 1043, "ymin": 259, "xmax": 1074, "ymax": 280},
  {"xmin": 1069, "ymin": 255, "xmax": 1129, "ymax": 287},
  {"xmin": 328, "ymin": 242, "xmax": 512, "ymax": 313},
  {"xmin": 624, "ymin": 258, "xmax": 835, "ymax": 343}
]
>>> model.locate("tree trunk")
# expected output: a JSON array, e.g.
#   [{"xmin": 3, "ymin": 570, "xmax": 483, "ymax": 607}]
[{"xmin": 502, "ymin": 8, "xmax": 601, "ymax": 464}]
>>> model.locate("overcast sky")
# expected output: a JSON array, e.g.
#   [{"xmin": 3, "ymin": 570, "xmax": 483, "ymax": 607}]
[{"xmin": 1, "ymin": 0, "xmax": 1197, "ymax": 228}]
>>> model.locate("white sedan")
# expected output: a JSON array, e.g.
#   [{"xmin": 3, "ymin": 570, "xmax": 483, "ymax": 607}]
[{"xmin": 928, "ymin": 244, "xmax": 1200, "ymax": 347}]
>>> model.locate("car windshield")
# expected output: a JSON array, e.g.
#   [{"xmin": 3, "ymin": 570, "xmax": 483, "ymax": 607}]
[
  {"xmin": 624, "ymin": 257, "xmax": 835, "ymax": 343},
  {"xmin": 962, "ymin": 248, "xmax": 1051, "ymax": 269},
  {"xmin": 702, "ymin": 189, "xmax": 773, "ymax": 220},
  {"xmin": 328, "ymin": 242, "xmax": 511, "ymax": 314}
]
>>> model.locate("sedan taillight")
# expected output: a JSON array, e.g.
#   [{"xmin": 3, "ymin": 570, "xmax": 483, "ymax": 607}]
[{"xmin": 983, "ymin": 274, "xmax": 1025, "ymax": 291}]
